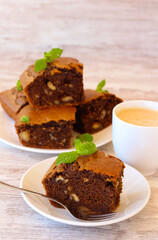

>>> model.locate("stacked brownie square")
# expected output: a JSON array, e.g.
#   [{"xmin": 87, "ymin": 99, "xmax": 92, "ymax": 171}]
[
  {"xmin": 0, "ymin": 87, "xmax": 28, "ymax": 120},
  {"xmin": 20, "ymin": 57, "xmax": 84, "ymax": 108},
  {"xmin": 74, "ymin": 89, "xmax": 122, "ymax": 133}
]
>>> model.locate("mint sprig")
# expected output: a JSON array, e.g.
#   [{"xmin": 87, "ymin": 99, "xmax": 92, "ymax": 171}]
[
  {"xmin": 96, "ymin": 79, "xmax": 109, "ymax": 93},
  {"xmin": 34, "ymin": 48, "xmax": 63, "ymax": 72},
  {"xmin": 56, "ymin": 151, "xmax": 79, "ymax": 166},
  {"xmin": 77, "ymin": 133, "xmax": 93, "ymax": 143},
  {"xmin": 34, "ymin": 59, "xmax": 47, "ymax": 72},
  {"xmin": 56, "ymin": 133, "xmax": 98, "ymax": 166},
  {"xmin": 16, "ymin": 80, "xmax": 23, "ymax": 91},
  {"xmin": 75, "ymin": 139, "xmax": 98, "ymax": 156},
  {"xmin": 20, "ymin": 115, "xmax": 29, "ymax": 124},
  {"xmin": 44, "ymin": 48, "xmax": 63, "ymax": 62}
]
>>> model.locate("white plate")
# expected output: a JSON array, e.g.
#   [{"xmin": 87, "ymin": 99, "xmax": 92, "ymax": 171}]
[
  {"xmin": 20, "ymin": 156, "xmax": 150, "ymax": 227},
  {"xmin": 0, "ymin": 105, "xmax": 112, "ymax": 154}
]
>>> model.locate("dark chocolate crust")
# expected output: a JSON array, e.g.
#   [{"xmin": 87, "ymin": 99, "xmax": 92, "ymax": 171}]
[
  {"xmin": 0, "ymin": 87, "xmax": 28, "ymax": 120},
  {"xmin": 42, "ymin": 151, "xmax": 125, "ymax": 219},
  {"xmin": 74, "ymin": 89, "xmax": 123, "ymax": 133},
  {"xmin": 15, "ymin": 105, "xmax": 76, "ymax": 149},
  {"xmin": 20, "ymin": 57, "xmax": 84, "ymax": 108}
]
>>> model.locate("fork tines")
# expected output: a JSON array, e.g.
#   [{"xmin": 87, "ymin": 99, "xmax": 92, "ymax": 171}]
[{"xmin": 86, "ymin": 212, "xmax": 117, "ymax": 221}]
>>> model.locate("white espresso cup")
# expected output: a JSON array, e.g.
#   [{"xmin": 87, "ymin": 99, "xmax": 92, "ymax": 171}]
[{"xmin": 112, "ymin": 100, "xmax": 158, "ymax": 176}]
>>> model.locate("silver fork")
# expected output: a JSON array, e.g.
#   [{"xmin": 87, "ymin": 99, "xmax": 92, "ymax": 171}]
[{"xmin": 0, "ymin": 180, "xmax": 116, "ymax": 221}]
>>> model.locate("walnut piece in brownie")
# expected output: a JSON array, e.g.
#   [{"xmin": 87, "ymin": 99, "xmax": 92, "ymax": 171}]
[
  {"xmin": 74, "ymin": 89, "xmax": 123, "ymax": 133},
  {"xmin": 42, "ymin": 151, "xmax": 125, "ymax": 219},
  {"xmin": 20, "ymin": 57, "xmax": 84, "ymax": 108},
  {"xmin": 15, "ymin": 105, "xmax": 76, "ymax": 149},
  {"xmin": 0, "ymin": 87, "xmax": 28, "ymax": 120}
]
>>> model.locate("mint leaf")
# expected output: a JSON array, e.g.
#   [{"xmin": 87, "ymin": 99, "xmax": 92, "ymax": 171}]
[
  {"xmin": 56, "ymin": 136, "xmax": 98, "ymax": 166},
  {"xmin": 77, "ymin": 133, "xmax": 93, "ymax": 143},
  {"xmin": 44, "ymin": 48, "xmax": 63, "ymax": 62},
  {"xmin": 74, "ymin": 139, "xmax": 83, "ymax": 153},
  {"xmin": 34, "ymin": 48, "xmax": 63, "ymax": 72},
  {"xmin": 97, "ymin": 79, "xmax": 105, "ymax": 91},
  {"xmin": 16, "ymin": 80, "xmax": 23, "ymax": 91},
  {"xmin": 96, "ymin": 79, "xmax": 109, "ymax": 93},
  {"xmin": 34, "ymin": 59, "xmax": 47, "ymax": 72},
  {"xmin": 20, "ymin": 115, "xmax": 29, "ymax": 124},
  {"xmin": 75, "ymin": 139, "xmax": 98, "ymax": 156},
  {"xmin": 77, "ymin": 142, "xmax": 98, "ymax": 156},
  {"xmin": 56, "ymin": 151, "xmax": 79, "ymax": 166}
]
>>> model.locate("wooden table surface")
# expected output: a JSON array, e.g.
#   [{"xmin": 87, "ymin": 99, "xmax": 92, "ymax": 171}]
[{"xmin": 0, "ymin": 1, "xmax": 158, "ymax": 239}]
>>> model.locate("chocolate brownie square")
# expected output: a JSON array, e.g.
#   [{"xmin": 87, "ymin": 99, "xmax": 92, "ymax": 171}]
[
  {"xmin": 0, "ymin": 87, "xmax": 28, "ymax": 120},
  {"xmin": 42, "ymin": 151, "xmax": 125, "ymax": 219},
  {"xmin": 74, "ymin": 89, "xmax": 123, "ymax": 133},
  {"xmin": 15, "ymin": 105, "xmax": 76, "ymax": 149},
  {"xmin": 20, "ymin": 57, "xmax": 84, "ymax": 108}
]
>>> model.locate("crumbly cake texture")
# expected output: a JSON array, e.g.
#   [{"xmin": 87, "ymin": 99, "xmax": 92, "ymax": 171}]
[
  {"xmin": 15, "ymin": 105, "xmax": 76, "ymax": 149},
  {"xmin": 20, "ymin": 57, "xmax": 84, "ymax": 108},
  {"xmin": 42, "ymin": 151, "xmax": 125, "ymax": 219},
  {"xmin": 74, "ymin": 89, "xmax": 123, "ymax": 134},
  {"xmin": 0, "ymin": 87, "xmax": 28, "ymax": 120}
]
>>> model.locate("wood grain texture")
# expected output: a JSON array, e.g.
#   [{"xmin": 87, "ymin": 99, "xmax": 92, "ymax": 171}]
[{"xmin": 0, "ymin": 0, "xmax": 158, "ymax": 239}]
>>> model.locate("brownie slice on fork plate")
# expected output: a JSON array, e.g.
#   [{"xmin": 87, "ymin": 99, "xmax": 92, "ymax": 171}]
[{"xmin": 42, "ymin": 151, "xmax": 125, "ymax": 219}]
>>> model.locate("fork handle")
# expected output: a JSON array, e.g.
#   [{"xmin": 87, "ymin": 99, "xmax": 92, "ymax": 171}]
[{"xmin": 0, "ymin": 180, "xmax": 61, "ymax": 205}]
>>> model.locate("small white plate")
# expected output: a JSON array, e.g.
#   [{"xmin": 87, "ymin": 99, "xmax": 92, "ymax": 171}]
[
  {"xmin": 20, "ymin": 156, "xmax": 150, "ymax": 227},
  {"xmin": 0, "ymin": 106, "xmax": 112, "ymax": 154}
]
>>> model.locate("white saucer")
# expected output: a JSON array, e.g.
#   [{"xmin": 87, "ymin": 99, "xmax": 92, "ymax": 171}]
[
  {"xmin": 20, "ymin": 156, "xmax": 150, "ymax": 227},
  {"xmin": 0, "ymin": 106, "xmax": 112, "ymax": 154}
]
